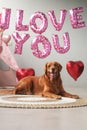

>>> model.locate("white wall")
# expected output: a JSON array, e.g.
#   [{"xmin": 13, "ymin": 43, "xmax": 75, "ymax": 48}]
[{"xmin": 0, "ymin": 0, "xmax": 87, "ymax": 88}]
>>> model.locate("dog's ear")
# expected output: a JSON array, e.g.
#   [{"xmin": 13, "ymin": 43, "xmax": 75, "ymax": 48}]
[
  {"xmin": 55, "ymin": 62, "xmax": 62, "ymax": 72},
  {"xmin": 58, "ymin": 63, "xmax": 62, "ymax": 72},
  {"xmin": 44, "ymin": 62, "xmax": 48, "ymax": 74}
]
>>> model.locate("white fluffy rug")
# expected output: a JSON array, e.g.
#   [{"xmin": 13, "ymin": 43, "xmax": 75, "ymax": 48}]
[{"xmin": 0, "ymin": 95, "xmax": 87, "ymax": 109}]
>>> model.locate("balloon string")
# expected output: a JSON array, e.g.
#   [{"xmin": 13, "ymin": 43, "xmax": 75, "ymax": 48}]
[{"xmin": 0, "ymin": 29, "xmax": 3, "ymax": 46}]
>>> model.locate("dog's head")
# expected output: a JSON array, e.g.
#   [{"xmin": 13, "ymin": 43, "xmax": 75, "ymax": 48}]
[{"xmin": 44, "ymin": 61, "xmax": 62, "ymax": 80}]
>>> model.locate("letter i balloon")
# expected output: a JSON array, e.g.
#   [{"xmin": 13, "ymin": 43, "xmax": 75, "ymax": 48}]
[{"xmin": 0, "ymin": 8, "xmax": 11, "ymax": 29}]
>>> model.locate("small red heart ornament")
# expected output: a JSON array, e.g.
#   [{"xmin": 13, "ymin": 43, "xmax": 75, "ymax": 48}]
[
  {"xmin": 66, "ymin": 61, "xmax": 84, "ymax": 80},
  {"xmin": 16, "ymin": 68, "xmax": 35, "ymax": 80}
]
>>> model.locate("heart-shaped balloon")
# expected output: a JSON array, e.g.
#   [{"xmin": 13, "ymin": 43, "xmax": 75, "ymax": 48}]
[
  {"xmin": 2, "ymin": 35, "xmax": 11, "ymax": 45},
  {"xmin": 66, "ymin": 61, "xmax": 84, "ymax": 80},
  {"xmin": 16, "ymin": 68, "xmax": 35, "ymax": 80}
]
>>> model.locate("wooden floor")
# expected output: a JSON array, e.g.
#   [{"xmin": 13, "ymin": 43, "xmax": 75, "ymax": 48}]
[{"xmin": 0, "ymin": 86, "xmax": 87, "ymax": 130}]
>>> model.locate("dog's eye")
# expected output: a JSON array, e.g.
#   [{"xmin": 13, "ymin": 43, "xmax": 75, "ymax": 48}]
[
  {"xmin": 54, "ymin": 63, "xmax": 58, "ymax": 67},
  {"xmin": 47, "ymin": 64, "xmax": 51, "ymax": 68}
]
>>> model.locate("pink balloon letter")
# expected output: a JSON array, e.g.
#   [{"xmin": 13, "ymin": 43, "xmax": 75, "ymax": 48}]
[
  {"xmin": 15, "ymin": 9, "xmax": 29, "ymax": 31},
  {"xmin": 31, "ymin": 35, "xmax": 51, "ymax": 58},
  {"xmin": 69, "ymin": 7, "xmax": 85, "ymax": 29},
  {"xmin": 52, "ymin": 32, "xmax": 70, "ymax": 54},
  {"xmin": 12, "ymin": 32, "xmax": 30, "ymax": 54},
  {"xmin": 0, "ymin": 8, "xmax": 11, "ymax": 29},
  {"xmin": 48, "ymin": 10, "xmax": 67, "ymax": 31},
  {"xmin": 30, "ymin": 12, "xmax": 48, "ymax": 34}
]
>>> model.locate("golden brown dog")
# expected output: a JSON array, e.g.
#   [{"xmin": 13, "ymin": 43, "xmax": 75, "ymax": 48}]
[{"xmin": 14, "ymin": 61, "xmax": 79, "ymax": 99}]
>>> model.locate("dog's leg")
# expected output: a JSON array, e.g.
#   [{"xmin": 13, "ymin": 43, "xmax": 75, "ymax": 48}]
[
  {"xmin": 14, "ymin": 82, "xmax": 32, "ymax": 95},
  {"xmin": 61, "ymin": 91, "xmax": 79, "ymax": 99},
  {"xmin": 14, "ymin": 86, "xmax": 27, "ymax": 94},
  {"xmin": 42, "ymin": 92, "xmax": 62, "ymax": 99}
]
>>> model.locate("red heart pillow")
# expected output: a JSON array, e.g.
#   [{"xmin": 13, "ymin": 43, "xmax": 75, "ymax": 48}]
[
  {"xmin": 16, "ymin": 68, "xmax": 35, "ymax": 80},
  {"xmin": 66, "ymin": 61, "xmax": 84, "ymax": 80}
]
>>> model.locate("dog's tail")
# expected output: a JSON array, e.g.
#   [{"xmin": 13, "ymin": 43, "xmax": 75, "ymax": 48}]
[{"xmin": 0, "ymin": 89, "xmax": 14, "ymax": 95}]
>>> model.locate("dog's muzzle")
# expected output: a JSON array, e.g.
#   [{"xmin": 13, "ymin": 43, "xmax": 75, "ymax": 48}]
[
  {"xmin": 48, "ymin": 68, "xmax": 58, "ymax": 78},
  {"xmin": 49, "ymin": 72, "xmax": 57, "ymax": 78}
]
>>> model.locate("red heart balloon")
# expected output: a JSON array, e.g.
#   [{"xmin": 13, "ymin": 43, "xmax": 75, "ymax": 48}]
[
  {"xmin": 16, "ymin": 68, "xmax": 35, "ymax": 80},
  {"xmin": 66, "ymin": 61, "xmax": 84, "ymax": 80}
]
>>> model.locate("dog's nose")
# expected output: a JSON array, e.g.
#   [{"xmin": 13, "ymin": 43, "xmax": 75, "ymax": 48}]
[{"xmin": 51, "ymin": 68, "xmax": 55, "ymax": 73}]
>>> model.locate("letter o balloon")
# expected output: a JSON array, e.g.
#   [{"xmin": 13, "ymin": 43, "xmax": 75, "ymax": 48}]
[{"xmin": 30, "ymin": 12, "xmax": 48, "ymax": 34}]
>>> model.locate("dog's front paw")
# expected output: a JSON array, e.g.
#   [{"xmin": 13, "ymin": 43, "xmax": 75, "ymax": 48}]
[
  {"xmin": 53, "ymin": 95, "xmax": 62, "ymax": 99},
  {"xmin": 42, "ymin": 93, "xmax": 62, "ymax": 99},
  {"xmin": 71, "ymin": 95, "xmax": 80, "ymax": 99}
]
